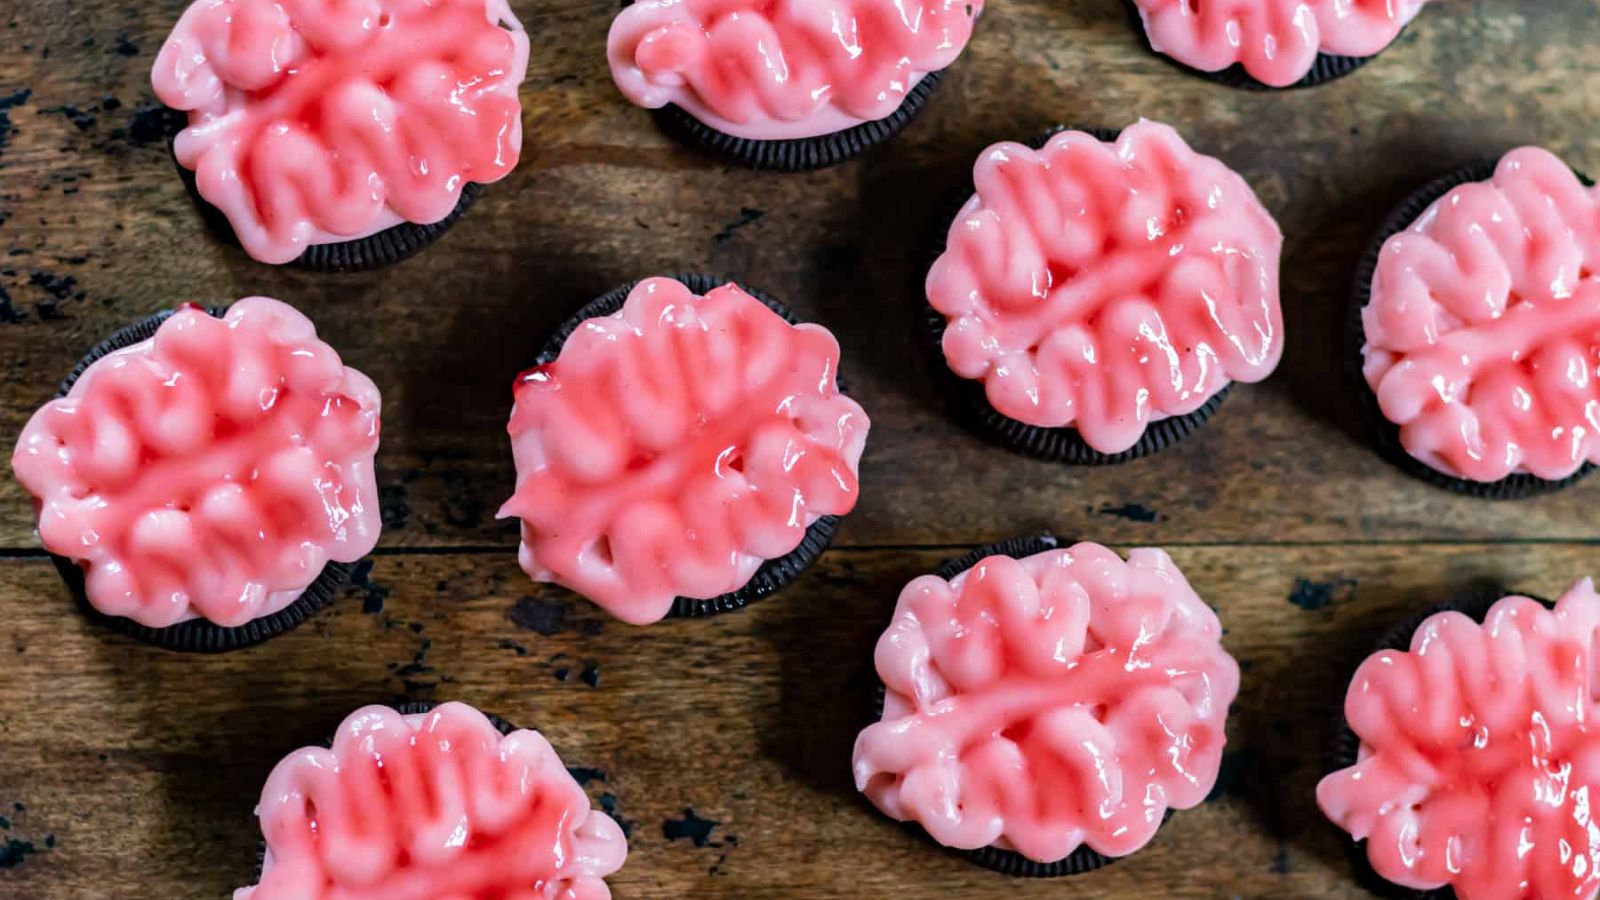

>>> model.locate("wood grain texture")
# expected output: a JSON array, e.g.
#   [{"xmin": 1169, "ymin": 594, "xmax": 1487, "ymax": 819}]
[
  {"xmin": 1, "ymin": 0, "xmax": 1599, "ymax": 896},
  {"xmin": 3, "ymin": 544, "xmax": 1598, "ymax": 899}
]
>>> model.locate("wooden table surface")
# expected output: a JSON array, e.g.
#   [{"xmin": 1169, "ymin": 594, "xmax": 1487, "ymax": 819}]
[{"xmin": 2, "ymin": 0, "xmax": 1598, "ymax": 897}]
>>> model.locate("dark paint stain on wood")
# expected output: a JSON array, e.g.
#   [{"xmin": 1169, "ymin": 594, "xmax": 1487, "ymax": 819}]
[
  {"xmin": 509, "ymin": 597, "xmax": 566, "ymax": 635},
  {"xmin": 0, "ymin": 838, "xmax": 35, "ymax": 868},
  {"xmin": 566, "ymin": 766, "xmax": 606, "ymax": 786},
  {"xmin": 1288, "ymin": 577, "xmax": 1357, "ymax": 611},
  {"xmin": 663, "ymin": 808, "xmax": 720, "ymax": 847},
  {"xmin": 347, "ymin": 560, "xmax": 390, "ymax": 614},
  {"xmin": 712, "ymin": 207, "xmax": 765, "ymax": 244},
  {"xmin": 495, "ymin": 638, "xmax": 528, "ymax": 656},
  {"xmin": 1094, "ymin": 502, "xmax": 1159, "ymax": 523},
  {"xmin": 0, "ymin": 87, "xmax": 30, "ymax": 155},
  {"xmin": 598, "ymin": 793, "xmax": 634, "ymax": 839},
  {"xmin": 553, "ymin": 666, "xmax": 570, "ymax": 682},
  {"xmin": 0, "ymin": 285, "xmax": 23, "ymax": 324}
]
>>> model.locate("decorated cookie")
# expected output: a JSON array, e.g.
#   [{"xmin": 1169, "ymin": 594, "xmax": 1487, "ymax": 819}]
[
  {"xmin": 607, "ymin": 0, "xmax": 983, "ymax": 170},
  {"xmin": 1319, "ymin": 580, "xmax": 1600, "ymax": 900},
  {"xmin": 11, "ymin": 298, "xmax": 382, "ymax": 651},
  {"xmin": 925, "ymin": 121, "xmax": 1283, "ymax": 462},
  {"xmin": 1127, "ymin": 0, "xmax": 1431, "ymax": 88},
  {"xmin": 499, "ymin": 274, "xmax": 869, "ymax": 624},
  {"xmin": 153, "ymin": 0, "xmax": 529, "ymax": 269},
  {"xmin": 853, "ymin": 537, "xmax": 1239, "ymax": 875},
  {"xmin": 1353, "ymin": 148, "xmax": 1599, "ymax": 498},
  {"xmin": 235, "ymin": 701, "xmax": 628, "ymax": 900}
]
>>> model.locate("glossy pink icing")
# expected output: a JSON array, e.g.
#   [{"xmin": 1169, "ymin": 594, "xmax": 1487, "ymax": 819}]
[
  {"xmin": 852, "ymin": 543, "xmax": 1239, "ymax": 862},
  {"xmin": 926, "ymin": 120, "xmax": 1283, "ymax": 454},
  {"xmin": 607, "ymin": 0, "xmax": 983, "ymax": 141},
  {"xmin": 152, "ymin": 0, "xmax": 529, "ymax": 264},
  {"xmin": 498, "ymin": 278, "xmax": 869, "ymax": 626},
  {"xmin": 1131, "ymin": 0, "xmax": 1430, "ymax": 88},
  {"xmin": 1317, "ymin": 580, "xmax": 1600, "ymax": 900},
  {"xmin": 11, "ymin": 298, "xmax": 382, "ymax": 629},
  {"xmin": 1362, "ymin": 148, "xmax": 1600, "ymax": 483},
  {"xmin": 236, "ymin": 702, "xmax": 628, "ymax": 900}
]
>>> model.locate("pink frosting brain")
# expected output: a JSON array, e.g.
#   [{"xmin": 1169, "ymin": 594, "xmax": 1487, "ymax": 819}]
[
  {"xmin": 852, "ymin": 543, "xmax": 1239, "ymax": 862},
  {"xmin": 1362, "ymin": 148, "xmax": 1600, "ymax": 483},
  {"xmin": 926, "ymin": 120, "xmax": 1283, "ymax": 454},
  {"xmin": 608, "ymin": 0, "xmax": 983, "ymax": 140},
  {"xmin": 11, "ymin": 298, "xmax": 382, "ymax": 629},
  {"xmin": 152, "ymin": 0, "xmax": 529, "ymax": 264},
  {"xmin": 1318, "ymin": 580, "xmax": 1600, "ymax": 900},
  {"xmin": 498, "ymin": 278, "xmax": 869, "ymax": 626},
  {"xmin": 1132, "ymin": 0, "xmax": 1430, "ymax": 87},
  {"xmin": 236, "ymin": 702, "xmax": 628, "ymax": 900}
]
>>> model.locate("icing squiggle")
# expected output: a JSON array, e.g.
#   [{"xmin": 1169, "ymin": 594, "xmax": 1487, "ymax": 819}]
[
  {"xmin": 499, "ymin": 278, "xmax": 869, "ymax": 625},
  {"xmin": 11, "ymin": 298, "xmax": 382, "ymax": 628},
  {"xmin": 153, "ymin": 0, "xmax": 529, "ymax": 264},
  {"xmin": 853, "ymin": 544, "xmax": 1239, "ymax": 862},
  {"xmin": 1317, "ymin": 580, "xmax": 1600, "ymax": 900},
  {"xmin": 1132, "ymin": 0, "xmax": 1431, "ymax": 88},
  {"xmin": 608, "ymin": 0, "xmax": 983, "ymax": 140},
  {"xmin": 926, "ymin": 120, "xmax": 1283, "ymax": 454},
  {"xmin": 1362, "ymin": 148, "xmax": 1600, "ymax": 483},
  {"xmin": 236, "ymin": 702, "xmax": 628, "ymax": 900}
]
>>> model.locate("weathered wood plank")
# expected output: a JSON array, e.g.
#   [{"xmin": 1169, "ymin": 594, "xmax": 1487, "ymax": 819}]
[
  {"xmin": 1, "ymin": 2, "xmax": 1598, "ymax": 550},
  {"xmin": 2, "ymin": 543, "xmax": 1597, "ymax": 898}
]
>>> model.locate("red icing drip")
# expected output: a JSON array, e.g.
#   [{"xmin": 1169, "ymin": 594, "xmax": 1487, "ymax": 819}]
[
  {"xmin": 498, "ymin": 277, "xmax": 869, "ymax": 625},
  {"xmin": 1318, "ymin": 580, "xmax": 1600, "ymax": 900}
]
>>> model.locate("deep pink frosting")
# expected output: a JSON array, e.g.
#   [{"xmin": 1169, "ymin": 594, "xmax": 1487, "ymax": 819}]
[
  {"xmin": 498, "ymin": 278, "xmax": 869, "ymax": 626},
  {"xmin": 852, "ymin": 543, "xmax": 1239, "ymax": 862},
  {"xmin": 1362, "ymin": 148, "xmax": 1600, "ymax": 483},
  {"xmin": 236, "ymin": 702, "xmax": 628, "ymax": 900},
  {"xmin": 152, "ymin": 0, "xmax": 529, "ymax": 264},
  {"xmin": 608, "ymin": 0, "xmax": 983, "ymax": 140},
  {"xmin": 926, "ymin": 121, "xmax": 1283, "ymax": 454},
  {"xmin": 11, "ymin": 298, "xmax": 382, "ymax": 629},
  {"xmin": 1317, "ymin": 580, "xmax": 1600, "ymax": 900},
  {"xmin": 1131, "ymin": 0, "xmax": 1431, "ymax": 87}
]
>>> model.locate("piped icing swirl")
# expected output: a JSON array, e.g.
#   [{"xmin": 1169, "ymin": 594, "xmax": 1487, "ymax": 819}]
[
  {"xmin": 1317, "ymin": 580, "xmax": 1600, "ymax": 900},
  {"xmin": 608, "ymin": 0, "xmax": 983, "ymax": 141},
  {"xmin": 498, "ymin": 277, "xmax": 869, "ymax": 626},
  {"xmin": 1362, "ymin": 148, "xmax": 1600, "ymax": 483},
  {"xmin": 852, "ymin": 543, "xmax": 1239, "ymax": 862},
  {"xmin": 11, "ymin": 298, "xmax": 382, "ymax": 629},
  {"xmin": 926, "ymin": 120, "xmax": 1283, "ymax": 454},
  {"xmin": 236, "ymin": 702, "xmax": 628, "ymax": 900},
  {"xmin": 1131, "ymin": 0, "xmax": 1431, "ymax": 88},
  {"xmin": 152, "ymin": 0, "xmax": 529, "ymax": 264}
]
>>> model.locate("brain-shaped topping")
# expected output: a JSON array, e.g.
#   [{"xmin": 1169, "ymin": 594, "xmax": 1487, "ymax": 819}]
[
  {"xmin": 1362, "ymin": 148, "xmax": 1600, "ymax": 483},
  {"xmin": 1131, "ymin": 0, "xmax": 1431, "ymax": 87},
  {"xmin": 608, "ymin": 0, "xmax": 983, "ymax": 140},
  {"xmin": 498, "ymin": 278, "xmax": 869, "ymax": 626},
  {"xmin": 152, "ymin": 0, "xmax": 530, "ymax": 264},
  {"xmin": 235, "ymin": 702, "xmax": 628, "ymax": 900},
  {"xmin": 11, "ymin": 298, "xmax": 382, "ymax": 629},
  {"xmin": 926, "ymin": 120, "xmax": 1283, "ymax": 454},
  {"xmin": 1317, "ymin": 580, "xmax": 1600, "ymax": 900},
  {"xmin": 852, "ymin": 543, "xmax": 1239, "ymax": 862}
]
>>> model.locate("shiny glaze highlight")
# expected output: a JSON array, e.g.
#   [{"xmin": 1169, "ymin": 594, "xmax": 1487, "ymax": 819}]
[
  {"xmin": 153, "ymin": 0, "xmax": 529, "ymax": 264},
  {"xmin": 608, "ymin": 0, "xmax": 983, "ymax": 140},
  {"xmin": 1318, "ymin": 580, "xmax": 1600, "ymax": 900},
  {"xmin": 499, "ymin": 278, "xmax": 869, "ymax": 625},
  {"xmin": 852, "ymin": 543, "xmax": 1239, "ymax": 862},
  {"xmin": 11, "ymin": 298, "xmax": 382, "ymax": 628},
  {"xmin": 926, "ymin": 120, "xmax": 1283, "ymax": 454}
]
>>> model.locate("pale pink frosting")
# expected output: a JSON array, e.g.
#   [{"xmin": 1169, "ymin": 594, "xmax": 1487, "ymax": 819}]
[
  {"xmin": 152, "ymin": 0, "xmax": 530, "ymax": 264},
  {"xmin": 1362, "ymin": 148, "xmax": 1600, "ymax": 483},
  {"xmin": 235, "ymin": 702, "xmax": 628, "ymax": 900},
  {"xmin": 607, "ymin": 0, "xmax": 983, "ymax": 141},
  {"xmin": 1131, "ymin": 0, "xmax": 1431, "ymax": 88},
  {"xmin": 1317, "ymin": 580, "xmax": 1600, "ymax": 900},
  {"xmin": 11, "ymin": 298, "xmax": 382, "ymax": 629},
  {"xmin": 852, "ymin": 543, "xmax": 1239, "ymax": 862},
  {"xmin": 926, "ymin": 120, "xmax": 1284, "ymax": 454},
  {"xmin": 498, "ymin": 278, "xmax": 869, "ymax": 626}
]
